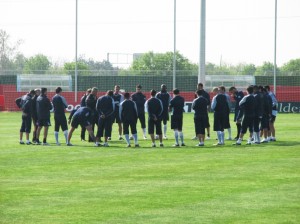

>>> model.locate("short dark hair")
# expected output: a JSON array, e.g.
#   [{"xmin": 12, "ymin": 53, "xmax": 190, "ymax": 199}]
[
  {"xmin": 229, "ymin": 86, "xmax": 236, "ymax": 92},
  {"xmin": 56, "ymin": 87, "xmax": 62, "ymax": 94},
  {"xmin": 41, "ymin": 87, "xmax": 47, "ymax": 95},
  {"xmin": 124, "ymin": 92, "xmax": 130, "ymax": 99},
  {"xmin": 247, "ymin": 85, "xmax": 254, "ymax": 94},
  {"xmin": 107, "ymin": 90, "xmax": 113, "ymax": 97},
  {"xmin": 173, "ymin": 88, "xmax": 180, "ymax": 95},
  {"xmin": 196, "ymin": 89, "xmax": 203, "ymax": 96},
  {"xmin": 197, "ymin": 83, "xmax": 203, "ymax": 88},
  {"xmin": 150, "ymin": 89, "xmax": 157, "ymax": 96},
  {"xmin": 264, "ymin": 85, "xmax": 270, "ymax": 91},
  {"xmin": 136, "ymin": 84, "xmax": 142, "ymax": 89},
  {"xmin": 29, "ymin": 89, "xmax": 35, "ymax": 95}
]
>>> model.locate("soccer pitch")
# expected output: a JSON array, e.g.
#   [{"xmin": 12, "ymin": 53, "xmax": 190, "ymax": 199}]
[{"xmin": 1, "ymin": 112, "xmax": 299, "ymax": 223}]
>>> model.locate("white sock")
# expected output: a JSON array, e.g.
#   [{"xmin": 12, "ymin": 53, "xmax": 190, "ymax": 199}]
[
  {"xmin": 174, "ymin": 130, "xmax": 179, "ymax": 145},
  {"xmin": 133, "ymin": 133, "xmax": 138, "ymax": 144},
  {"xmin": 220, "ymin": 131, "xmax": 224, "ymax": 143},
  {"xmin": 54, "ymin": 131, "xmax": 59, "ymax": 143},
  {"xmin": 63, "ymin": 130, "xmax": 68, "ymax": 143},
  {"xmin": 179, "ymin": 131, "xmax": 184, "ymax": 143},
  {"xmin": 217, "ymin": 131, "xmax": 222, "ymax": 143},
  {"xmin": 164, "ymin": 125, "xmax": 167, "ymax": 136},
  {"xmin": 227, "ymin": 128, "xmax": 231, "ymax": 138},
  {"xmin": 142, "ymin": 128, "xmax": 146, "ymax": 136},
  {"xmin": 124, "ymin": 134, "xmax": 130, "ymax": 144}
]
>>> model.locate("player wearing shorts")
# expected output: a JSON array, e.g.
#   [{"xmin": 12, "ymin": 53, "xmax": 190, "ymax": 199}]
[
  {"xmin": 52, "ymin": 87, "xmax": 68, "ymax": 145},
  {"xmin": 119, "ymin": 92, "xmax": 139, "ymax": 147},
  {"xmin": 67, "ymin": 107, "xmax": 96, "ymax": 146},
  {"xmin": 155, "ymin": 84, "xmax": 171, "ymax": 139},
  {"xmin": 192, "ymin": 89, "xmax": 209, "ymax": 146},
  {"xmin": 146, "ymin": 89, "xmax": 164, "ymax": 147},
  {"xmin": 36, "ymin": 88, "xmax": 53, "ymax": 145},
  {"xmin": 131, "ymin": 84, "xmax": 147, "ymax": 139},
  {"xmin": 169, "ymin": 88, "xmax": 185, "ymax": 147},
  {"xmin": 112, "ymin": 85, "xmax": 124, "ymax": 140}
]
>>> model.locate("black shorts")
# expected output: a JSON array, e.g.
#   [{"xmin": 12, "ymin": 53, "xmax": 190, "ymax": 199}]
[
  {"xmin": 253, "ymin": 116, "xmax": 261, "ymax": 132},
  {"xmin": 148, "ymin": 118, "xmax": 162, "ymax": 135},
  {"xmin": 123, "ymin": 120, "xmax": 137, "ymax": 135},
  {"xmin": 241, "ymin": 115, "xmax": 254, "ymax": 134},
  {"xmin": 113, "ymin": 110, "xmax": 122, "ymax": 123},
  {"xmin": 20, "ymin": 114, "xmax": 32, "ymax": 133},
  {"xmin": 224, "ymin": 113, "xmax": 231, "ymax": 129},
  {"xmin": 37, "ymin": 118, "xmax": 51, "ymax": 127},
  {"xmin": 213, "ymin": 112, "xmax": 226, "ymax": 132},
  {"xmin": 54, "ymin": 115, "xmax": 68, "ymax": 132},
  {"xmin": 161, "ymin": 110, "xmax": 169, "ymax": 125},
  {"xmin": 71, "ymin": 117, "xmax": 91, "ymax": 129},
  {"xmin": 260, "ymin": 115, "xmax": 269, "ymax": 130},
  {"xmin": 171, "ymin": 114, "xmax": 183, "ymax": 130},
  {"xmin": 194, "ymin": 116, "xmax": 207, "ymax": 135},
  {"xmin": 270, "ymin": 115, "xmax": 276, "ymax": 123},
  {"xmin": 97, "ymin": 115, "xmax": 113, "ymax": 138}
]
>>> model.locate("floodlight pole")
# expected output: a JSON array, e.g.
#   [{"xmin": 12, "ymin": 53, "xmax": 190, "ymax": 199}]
[
  {"xmin": 75, "ymin": 0, "xmax": 78, "ymax": 102},
  {"xmin": 273, "ymin": 0, "xmax": 277, "ymax": 95},
  {"xmin": 198, "ymin": 0, "xmax": 206, "ymax": 85},
  {"xmin": 173, "ymin": 0, "xmax": 176, "ymax": 90}
]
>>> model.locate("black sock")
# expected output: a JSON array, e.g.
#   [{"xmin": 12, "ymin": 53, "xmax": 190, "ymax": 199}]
[
  {"xmin": 43, "ymin": 138, "xmax": 47, "ymax": 143},
  {"xmin": 236, "ymin": 124, "xmax": 241, "ymax": 138}
]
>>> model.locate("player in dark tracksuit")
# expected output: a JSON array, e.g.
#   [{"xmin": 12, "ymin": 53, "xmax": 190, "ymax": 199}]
[
  {"xmin": 79, "ymin": 88, "xmax": 91, "ymax": 141},
  {"xmin": 67, "ymin": 106, "xmax": 96, "ymax": 146},
  {"xmin": 156, "ymin": 84, "xmax": 171, "ymax": 139},
  {"xmin": 229, "ymin": 86, "xmax": 244, "ymax": 140},
  {"xmin": 253, "ymin": 85, "xmax": 263, "ymax": 144},
  {"xmin": 52, "ymin": 87, "xmax": 68, "ymax": 145},
  {"xmin": 259, "ymin": 86, "xmax": 273, "ymax": 143},
  {"xmin": 36, "ymin": 87, "xmax": 53, "ymax": 145},
  {"xmin": 131, "ymin": 84, "xmax": 147, "ymax": 139},
  {"xmin": 31, "ymin": 88, "xmax": 40, "ymax": 143},
  {"xmin": 192, "ymin": 89, "xmax": 209, "ymax": 146},
  {"xmin": 235, "ymin": 85, "xmax": 256, "ymax": 145},
  {"xmin": 169, "ymin": 88, "xmax": 185, "ymax": 147},
  {"xmin": 146, "ymin": 89, "xmax": 164, "ymax": 147},
  {"xmin": 211, "ymin": 87, "xmax": 230, "ymax": 145},
  {"xmin": 112, "ymin": 85, "xmax": 124, "ymax": 140},
  {"xmin": 119, "ymin": 92, "xmax": 139, "ymax": 147},
  {"xmin": 86, "ymin": 87, "xmax": 98, "ymax": 142},
  {"xmin": 96, "ymin": 90, "xmax": 115, "ymax": 147},
  {"xmin": 17, "ymin": 89, "xmax": 35, "ymax": 145}
]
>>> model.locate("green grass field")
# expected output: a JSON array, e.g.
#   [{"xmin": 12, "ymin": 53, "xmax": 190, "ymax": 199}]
[{"xmin": 1, "ymin": 112, "xmax": 299, "ymax": 224}]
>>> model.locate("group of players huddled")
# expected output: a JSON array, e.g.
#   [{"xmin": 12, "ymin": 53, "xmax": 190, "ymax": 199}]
[{"xmin": 16, "ymin": 82, "xmax": 278, "ymax": 147}]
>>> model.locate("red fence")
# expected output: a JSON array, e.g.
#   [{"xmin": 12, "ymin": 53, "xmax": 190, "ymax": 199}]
[{"xmin": 1, "ymin": 84, "xmax": 300, "ymax": 111}]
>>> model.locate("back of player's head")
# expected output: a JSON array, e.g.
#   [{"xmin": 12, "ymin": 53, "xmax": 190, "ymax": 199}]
[
  {"xmin": 86, "ymin": 88, "xmax": 92, "ymax": 93},
  {"xmin": 212, "ymin": 87, "xmax": 218, "ymax": 93},
  {"xmin": 197, "ymin": 83, "xmax": 203, "ymax": 89},
  {"xmin": 247, "ymin": 85, "xmax": 254, "ymax": 94},
  {"xmin": 91, "ymin": 87, "xmax": 98, "ymax": 92},
  {"xmin": 264, "ymin": 85, "xmax": 270, "ymax": 91},
  {"xmin": 107, "ymin": 90, "xmax": 113, "ymax": 97},
  {"xmin": 196, "ymin": 89, "xmax": 203, "ymax": 96},
  {"xmin": 253, "ymin": 85, "xmax": 259, "ymax": 92},
  {"xmin": 219, "ymin": 86, "xmax": 226, "ymax": 92},
  {"xmin": 173, "ymin": 88, "xmax": 179, "ymax": 95},
  {"xmin": 150, "ymin": 89, "xmax": 156, "ymax": 97},
  {"xmin": 161, "ymin": 84, "xmax": 167, "ymax": 91},
  {"xmin": 258, "ymin": 85, "xmax": 264, "ymax": 92},
  {"xmin": 29, "ymin": 89, "xmax": 35, "ymax": 96},
  {"xmin": 41, "ymin": 87, "xmax": 47, "ymax": 95},
  {"xmin": 124, "ymin": 92, "xmax": 130, "ymax": 99},
  {"xmin": 136, "ymin": 84, "xmax": 142, "ymax": 89},
  {"xmin": 56, "ymin": 87, "xmax": 62, "ymax": 94}
]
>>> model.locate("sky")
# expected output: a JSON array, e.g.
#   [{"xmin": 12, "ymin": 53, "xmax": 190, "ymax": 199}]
[{"xmin": 0, "ymin": 0, "xmax": 300, "ymax": 67}]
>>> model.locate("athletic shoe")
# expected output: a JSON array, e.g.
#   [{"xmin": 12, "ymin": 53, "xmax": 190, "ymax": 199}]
[
  {"xmin": 126, "ymin": 144, "xmax": 131, "ymax": 147},
  {"xmin": 107, "ymin": 137, "xmax": 111, "ymax": 140},
  {"xmin": 246, "ymin": 140, "xmax": 252, "ymax": 145},
  {"xmin": 152, "ymin": 143, "xmax": 156, "ymax": 148},
  {"xmin": 163, "ymin": 136, "xmax": 168, "ymax": 140},
  {"xmin": 94, "ymin": 143, "xmax": 102, "ymax": 147},
  {"xmin": 35, "ymin": 140, "xmax": 41, "ymax": 145},
  {"xmin": 270, "ymin": 137, "xmax": 276, "ymax": 142},
  {"xmin": 119, "ymin": 136, "xmax": 124, "ymax": 140},
  {"xmin": 181, "ymin": 143, "xmax": 186, "ymax": 146},
  {"xmin": 213, "ymin": 142, "xmax": 223, "ymax": 146},
  {"xmin": 206, "ymin": 136, "xmax": 211, "ymax": 140},
  {"xmin": 135, "ymin": 144, "xmax": 140, "ymax": 148},
  {"xmin": 234, "ymin": 137, "xmax": 239, "ymax": 140},
  {"xmin": 254, "ymin": 142, "xmax": 260, "ymax": 144},
  {"xmin": 67, "ymin": 143, "xmax": 73, "ymax": 146},
  {"xmin": 20, "ymin": 141, "xmax": 25, "ymax": 144},
  {"xmin": 26, "ymin": 141, "xmax": 32, "ymax": 145},
  {"xmin": 226, "ymin": 137, "xmax": 232, "ymax": 140},
  {"xmin": 197, "ymin": 143, "xmax": 204, "ymax": 146},
  {"xmin": 42, "ymin": 142, "xmax": 50, "ymax": 146},
  {"xmin": 56, "ymin": 142, "xmax": 61, "ymax": 146},
  {"xmin": 160, "ymin": 143, "xmax": 164, "ymax": 147},
  {"xmin": 233, "ymin": 142, "xmax": 241, "ymax": 145},
  {"xmin": 103, "ymin": 143, "xmax": 109, "ymax": 147},
  {"xmin": 143, "ymin": 136, "xmax": 147, "ymax": 140},
  {"xmin": 173, "ymin": 144, "xmax": 180, "ymax": 147},
  {"xmin": 260, "ymin": 139, "xmax": 269, "ymax": 143},
  {"xmin": 191, "ymin": 136, "xmax": 198, "ymax": 140}
]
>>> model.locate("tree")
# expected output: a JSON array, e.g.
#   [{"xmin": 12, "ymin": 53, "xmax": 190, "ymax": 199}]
[
  {"xmin": 0, "ymin": 29, "xmax": 22, "ymax": 73},
  {"xmin": 64, "ymin": 61, "xmax": 90, "ymax": 75},
  {"xmin": 23, "ymin": 54, "xmax": 51, "ymax": 74},
  {"xmin": 281, "ymin": 58, "xmax": 300, "ymax": 75},
  {"xmin": 255, "ymin": 61, "xmax": 279, "ymax": 76},
  {"xmin": 130, "ymin": 51, "xmax": 197, "ymax": 75}
]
